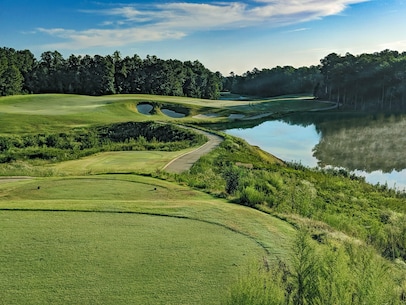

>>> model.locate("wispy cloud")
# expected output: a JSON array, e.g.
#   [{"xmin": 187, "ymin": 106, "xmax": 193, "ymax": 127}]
[
  {"xmin": 36, "ymin": 0, "xmax": 369, "ymax": 50},
  {"xmin": 37, "ymin": 27, "xmax": 186, "ymax": 49},
  {"xmin": 380, "ymin": 40, "xmax": 406, "ymax": 50},
  {"xmin": 285, "ymin": 28, "xmax": 311, "ymax": 33}
]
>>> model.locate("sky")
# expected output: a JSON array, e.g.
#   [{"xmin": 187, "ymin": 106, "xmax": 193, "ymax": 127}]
[{"xmin": 1, "ymin": 0, "xmax": 406, "ymax": 75}]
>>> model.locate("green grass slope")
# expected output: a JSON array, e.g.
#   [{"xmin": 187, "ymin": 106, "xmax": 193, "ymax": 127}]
[
  {"xmin": 0, "ymin": 175, "xmax": 295, "ymax": 305},
  {"xmin": 0, "ymin": 94, "xmax": 333, "ymax": 134},
  {"xmin": 52, "ymin": 150, "xmax": 194, "ymax": 175}
]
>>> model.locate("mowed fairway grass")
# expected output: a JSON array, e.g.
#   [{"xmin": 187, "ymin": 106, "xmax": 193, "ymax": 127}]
[
  {"xmin": 0, "ymin": 94, "xmax": 332, "ymax": 134},
  {"xmin": 52, "ymin": 150, "xmax": 193, "ymax": 175},
  {"xmin": 0, "ymin": 94, "xmax": 298, "ymax": 304},
  {"xmin": 0, "ymin": 176, "xmax": 295, "ymax": 305},
  {"xmin": 1, "ymin": 211, "xmax": 263, "ymax": 305}
]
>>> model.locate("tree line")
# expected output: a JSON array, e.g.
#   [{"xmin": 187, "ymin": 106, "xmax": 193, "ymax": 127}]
[
  {"xmin": 223, "ymin": 49, "xmax": 406, "ymax": 111},
  {"xmin": 222, "ymin": 65, "xmax": 321, "ymax": 97},
  {"xmin": 0, "ymin": 47, "xmax": 222, "ymax": 99},
  {"xmin": 317, "ymin": 50, "xmax": 406, "ymax": 111},
  {"xmin": 2, "ymin": 46, "xmax": 406, "ymax": 111}
]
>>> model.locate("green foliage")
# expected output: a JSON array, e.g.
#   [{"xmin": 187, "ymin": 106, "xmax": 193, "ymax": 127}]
[
  {"xmin": 0, "ymin": 47, "xmax": 31, "ymax": 96},
  {"xmin": 0, "ymin": 122, "xmax": 205, "ymax": 163},
  {"xmin": 224, "ymin": 65, "xmax": 321, "ymax": 97},
  {"xmin": 0, "ymin": 48, "xmax": 222, "ymax": 99},
  {"xmin": 319, "ymin": 50, "xmax": 406, "ymax": 111},
  {"xmin": 290, "ymin": 231, "xmax": 321, "ymax": 305},
  {"xmin": 238, "ymin": 186, "xmax": 265, "ymax": 207},
  {"xmin": 224, "ymin": 260, "xmax": 286, "ymax": 305},
  {"xmin": 225, "ymin": 230, "xmax": 406, "ymax": 305},
  {"xmin": 223, "ymin": 165, "xmax": 241, "ymax": 195}
]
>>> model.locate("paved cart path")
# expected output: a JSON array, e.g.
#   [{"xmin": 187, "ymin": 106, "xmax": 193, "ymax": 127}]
[{"xmin": 163, "ymin": 129, "xmax": 223, "ymax": 174}]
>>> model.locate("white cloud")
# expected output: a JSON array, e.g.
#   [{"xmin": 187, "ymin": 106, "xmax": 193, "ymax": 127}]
[
  {"xmin": 285, "ymin": 27, "xmax": 311, "ymax": 33},
  {"xmin": 37, "ymin": 0, "xmax": 368, "ymax": 49},
  {"xmin": 37, "ymin": 27, "xmax": 186, "ymax": 49},
  {"xmin": 380, "ymin": 40, "xmax": 406, "ymax": 51}
]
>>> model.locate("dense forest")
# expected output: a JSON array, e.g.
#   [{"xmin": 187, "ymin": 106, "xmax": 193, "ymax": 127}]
[
  {"xmin": 0, "ymin": 48, "xmax": 222, "ymax": 99},
  {"xmin": 224, "ymin": 49, "xmax": 406, "ymax": 111},
  {"xmin": 317, "ymin": 50, "xmax": 406, "ymax": 111},
  {"xmin": 2, "ymin": 47, "xmax": 406, "ymax": 111},
  {"xmin": 222, "ymin": 65, "xmax": 321, "ymax": 97}
]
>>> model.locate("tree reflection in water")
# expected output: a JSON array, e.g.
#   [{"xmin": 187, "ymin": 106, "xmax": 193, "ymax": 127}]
[{"xmin": 227, "ymin": 112, "xmax": 406, "ymax": 190}]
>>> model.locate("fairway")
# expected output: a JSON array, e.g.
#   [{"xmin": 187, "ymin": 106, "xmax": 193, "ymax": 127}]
[
  {"xmin": 0, "ymin": 175, "xmax": 295, "ymax": 258},
  {"xmin": 52, "ymin": 150, "xmax": 193, "ymax": 175},
  {"xmin": 0, "ymin": 175, "xmax": 295, "ymax": 305},
  {"xmin": 0, "ymin": 211, "xmax": 264, "ymax": 305},
  {"xmin": 0, "ymin": 94, "xmax": 334, "ymax": 134}
]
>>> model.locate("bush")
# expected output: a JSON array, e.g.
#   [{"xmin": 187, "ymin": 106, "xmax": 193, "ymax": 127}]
[
  {"xmin": 0, "ymin": 122, "xmax": 205, "ymax": 164},
  {"xmin": 238, "ymin": 186, "xmax": 265, "ymax": 207},
  {"xmin": 223, "ymin": 165, "xmax": 241, "ymax": 195}
]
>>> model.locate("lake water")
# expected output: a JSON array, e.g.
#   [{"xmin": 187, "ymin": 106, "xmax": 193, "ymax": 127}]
[
  {"xmin": 226, "ymin": 113, "xmax": 406, "ymax": 191},
  {"xmin": 161, "ymin": 108, "xmax": 186, "ymax": 118}
]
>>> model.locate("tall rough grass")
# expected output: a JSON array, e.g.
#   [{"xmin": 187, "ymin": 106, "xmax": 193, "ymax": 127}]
[{"xmin": 224, "ymin": 230, "xmax": 406, "ymax": 305}]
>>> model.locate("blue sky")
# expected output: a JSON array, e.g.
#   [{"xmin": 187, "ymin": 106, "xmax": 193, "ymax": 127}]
[{"xmin": 1, "ymin": 0, "xmax": 406, "ymax": 74}]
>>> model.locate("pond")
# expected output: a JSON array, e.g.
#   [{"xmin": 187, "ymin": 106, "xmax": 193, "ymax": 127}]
[
  {"xmin": 161, "ymin": 108, "xmax": 186, "ymax": 118},
  {"xmin": 136, "ymin": 103, "xmax": 153, "ymax": 115},
  {"xmin": 226, "ymin": 112, "xmax": 406, "ymax": 191}
]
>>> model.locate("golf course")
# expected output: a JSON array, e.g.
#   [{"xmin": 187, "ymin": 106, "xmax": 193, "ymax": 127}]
[
  {"xmin": 1, "ymin": 93, "xmax": 406, "ymax": 304},
  {"xmin": 0, "ymin": 94, "xmax": 312, "ymax": 305}
]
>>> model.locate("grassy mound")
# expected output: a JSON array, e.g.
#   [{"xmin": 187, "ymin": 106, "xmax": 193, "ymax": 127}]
[{"xmin": 0, "ymin": 175, "xmax": 295, "ymax": 305}]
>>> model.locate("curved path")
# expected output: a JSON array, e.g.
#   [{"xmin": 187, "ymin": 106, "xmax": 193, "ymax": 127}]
[{"xmin": 163, "ymin": 129, "xmax": 223, "ymax": 174}]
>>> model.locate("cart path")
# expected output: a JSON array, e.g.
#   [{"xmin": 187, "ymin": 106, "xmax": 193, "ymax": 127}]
[{"xmin": 163, "ymin": 129, "xmax": 223, "ymax": 174}]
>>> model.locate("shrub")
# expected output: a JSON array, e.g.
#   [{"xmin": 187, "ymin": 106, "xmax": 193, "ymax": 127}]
[
  {"xmin": 223, "ymin": 165, "xmax": 241, "ymax": 195},
  {"xmin": 238, "ymin": 186, "xmax": 265, "ymax": 207}
]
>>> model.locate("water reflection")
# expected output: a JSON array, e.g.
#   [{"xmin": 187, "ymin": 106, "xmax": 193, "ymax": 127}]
[
  {"xmin": 310, "ymin": 113, "xmax": 406, "ymax": 173},
  {"xmin": 136, "ymin": 103, "xmax": 153, "ymax": 115},
  {"xmin": 226, "ymin": 113, "xmax": 406, "ymax": 190},
  {"xmin": 226, "ymin": 121, "xmax": 320, "ymax": 167},
  {"xmin": 161, "ymin": 108, "xmax": 186, "ymax": 118}
]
